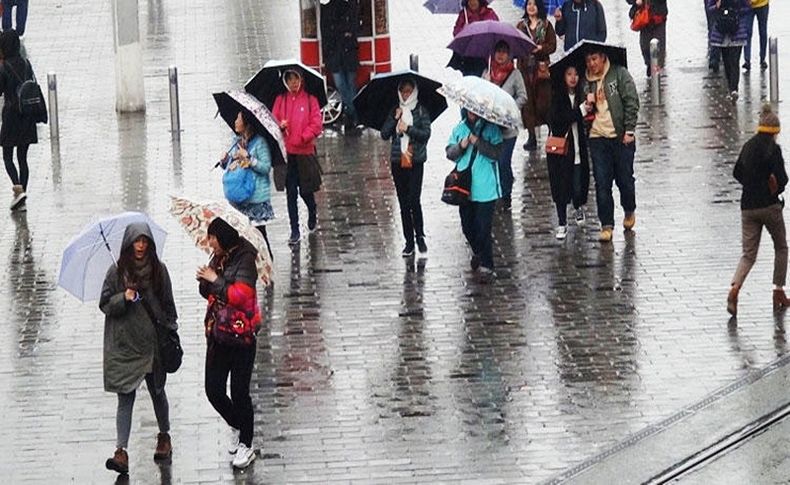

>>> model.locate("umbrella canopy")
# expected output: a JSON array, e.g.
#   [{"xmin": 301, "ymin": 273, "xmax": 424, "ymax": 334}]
[
  {"xmin": 448, "ymin": 20, "xmax": 536, "ymax": 59},
  {"xmin": 213, "ymin": 90, "xmax": 287, "ymax": 167},
  {"xmin": 438, "ymin": 76, "xmax": 521, "ymax": 130},
  {"xmin": 549, "ymin": 40, "xmax": 629, "ymax": 84},
  {"xmin": 424, "ymin": 0, "xmax": 495, "ymax": 14},
  {"xmin": 169, "ymin": 196, "xmax": 273, "ymax": 287},
  {"xmin": 353, "ymin": 70, "xmax": 448, "ymax": 131},
  {"xmin": 512, "ymin": 0, "xmax": 562, "ymax": 12},
  {"xmin": 58, "ymin": 212, "xmax": 167, "ymax": 302},
  {"xmin": 244, "ymin": 59, "xmax": 328, "ymax": 110}
]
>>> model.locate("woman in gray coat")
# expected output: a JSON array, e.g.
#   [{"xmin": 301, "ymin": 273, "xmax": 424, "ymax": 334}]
[{"xmin": 100, "ymin": 222, "xmax": 178, "ymax": 475}]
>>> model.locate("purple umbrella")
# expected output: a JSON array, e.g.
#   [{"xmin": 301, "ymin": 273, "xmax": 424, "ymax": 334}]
[
  {"xmin": 424, "ymin": 0, "xmax": 495, "ymax": 14},
  {"xmin": 448, "ymin": 20, "xmax": 537, "ymax": 59}
]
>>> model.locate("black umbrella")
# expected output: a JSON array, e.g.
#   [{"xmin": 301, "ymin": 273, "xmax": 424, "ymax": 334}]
[
  {"xmin": 244, "ymin": 59, "xmax": 328, "ymax": 110},
  {"xmin": 212, "ymin": 90, "xmax": 287, "ymax": 166},
  {"xmin": 352, "ymin": 70, "xmax": 448, "ymax": 131},
  {"xmin": 549, "ymin": 40, "xmax": 628, "ymax": 86}
]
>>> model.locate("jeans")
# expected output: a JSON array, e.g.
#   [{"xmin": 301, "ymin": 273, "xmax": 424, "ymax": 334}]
[
  {"xmin": 744, "ymin": 5, "xmax": 769, "ymax": 65},
  {"xmin": 391, "ymin": 162, "xmax": 425, "ymax": 245},
  {"xmin": 459, "ymin": 201, "xmax": 496, "ymax": 269},
  {"xmin": 589, "ymin": 138, "xmax": 636, "ymax": 228},
  {"xmin": 721, "ymin": 46, "xmax": 743, "ymax": 93},
  {"xmin": 205, "ymin": 341, "xmax": 256, "ymax": 447},
  {"xmin": 732, "ymin": 204, "xmax": 787, "ymax": 287},
  {"xmin": 285, "ymin": 159, "xmax": 317, "ymax": 235},
  {"xmin": 3, "ymin": 144, "xmax": 29, "ymax": 190},
  {"xmin": 1, "ymin": 0, "xmax": 27, "ymax": 37},
  {"xmin": 116, "ymin": 372, "xmax": 170, "ymax": 449},
  {"xmin": 332, "ymin": 71, "xmax": 357, "ymax": 124},
  {"xmin": 704, "ymin": 1, "xmax": 721, "ymax": 69},
  {"xmin": 498, "ymin": 137, "xmax": 517, "ymax": 200}
]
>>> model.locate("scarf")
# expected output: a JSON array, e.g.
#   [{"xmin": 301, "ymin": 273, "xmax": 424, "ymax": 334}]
[
  {"xmin": 129, "ymin": 254, "xmax": 153, "ymax": 291},
  {"xmin": 488, "ymin": 59, "xmax": 515, "ymax": 87},
  {"xmin": 398, "ymin": 85, "xmax": 419, "ymax": 154},
  {"xmin": 522, "ymin": 17, "xmax": 547, "ymax": 44},
  {"xmin": 585, "ymin": 58, "xmax": 617, "ymax": 138}
]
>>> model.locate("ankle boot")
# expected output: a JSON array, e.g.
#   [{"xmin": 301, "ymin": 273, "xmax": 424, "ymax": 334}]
[
  {"xmin": 154, "ymin": 432, "xmax": 172, "ymax": 461},
  {"xmin": 105, "ymin": 447, "xmax": 129, "ymax": 474},
  {"xmin": 773, "ymin": 289, "xmax": 790, "ymax": 312},
  {"xmin": 727, "ymin": 284, "xmax": 740, "ymax": 316}
]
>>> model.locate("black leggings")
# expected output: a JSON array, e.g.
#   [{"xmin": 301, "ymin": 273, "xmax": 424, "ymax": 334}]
[
  {"xmin": 256, "ymin": 225, "xmax": 273, "ymax": 262},
  {"xmin": 3, "ymin": 144, "xmax": 29, "ymax": 190}
]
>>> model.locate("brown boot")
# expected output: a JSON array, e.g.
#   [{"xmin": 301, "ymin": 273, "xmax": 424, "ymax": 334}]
[
  {"xmin": 105, "ymin": 447, "xmax": 129, "ymax": 474},
  {"xmin": 727, "ymin": 284, "xmax": 740, "ymax": 316},
  {"xmin": 773, "ymin": 289, "xmax": 790, "ymax": 312},
  {"xmin": 154, "ymin": 432, "xmax": 172, "ymax": 461}
]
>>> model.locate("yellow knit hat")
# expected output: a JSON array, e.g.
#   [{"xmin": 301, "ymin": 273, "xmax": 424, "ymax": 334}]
[{"xmin": 757, "ymin": 104, "xmax": 780, "ymax": 134}]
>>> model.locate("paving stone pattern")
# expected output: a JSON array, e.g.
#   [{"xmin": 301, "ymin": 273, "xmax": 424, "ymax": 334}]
[{"xmin": 1, "ymin": 0, "xmax": 790, "ymax": 483}]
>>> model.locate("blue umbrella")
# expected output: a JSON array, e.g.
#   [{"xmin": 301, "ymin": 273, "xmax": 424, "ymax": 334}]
[
  {"xmin": 58, "ymin": 212, "xmax": 167, "ymax": 302},
  {"xmin": 513, "ymin": 0, "xmax": 563, "ymax": 12}
]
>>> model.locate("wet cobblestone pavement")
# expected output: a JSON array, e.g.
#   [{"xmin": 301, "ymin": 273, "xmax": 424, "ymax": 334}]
[{"xmin": 3, "ymin": 0, "xmax": 790, "ymax": 483}]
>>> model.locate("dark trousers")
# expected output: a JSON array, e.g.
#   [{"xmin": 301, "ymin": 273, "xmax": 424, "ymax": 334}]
[
  {"xmin": 547, "ymin": 154, "xmax": 589, "ymax": 225},
  {"xmin": 732, "ymin": 204, "xmax": 787, "ymax": 287},
  {"xmin": 256, "ymin": 225, "xmax": 273, "ymax": 262},
  {"xmin": 1, "ymin": 0, "xmax": 28, "ymax": 37},
  {"xmin": 721, "ymin": 46, "xmax": 743, "ymax": 93},
  {"xmin": 639, "ymin": 21, "xmax": 666, "ymax": 70},
  {"xmin": 285, "ymin": 160, "xmax": 316, "ymax": 235},
  {"xmin": 205, "ymin": 341, "xmax": 256, "ymax": 447},
  {"xmin": 3, "ymin": 144, "xmax": 29, "ymax": 190},
  {"xmin": 498, "ymin": 137, "xmax": 517, "ymax": 200},
  {"xmin": 391, "ymin": 162, "xmax": 425, "ymax": 245},
  {"xmin": 459, "ymin": 201, "xmax": 496, "ymax": 269},
  {"xmin": 744, "ymin": 5, "xmax": 769, "ymax": 65},
  {"xmin": 589, "ymin": 138, "xmax": 636, "ymax": 228},
  {"xmin": 704, "ymin": 2, "xmax": 721, "ymax": 69}
]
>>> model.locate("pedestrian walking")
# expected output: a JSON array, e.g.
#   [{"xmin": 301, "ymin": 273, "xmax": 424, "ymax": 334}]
[
  {"xmin": 320, "ymin": 0, "xmax": 361, "ymax": 136},
  {"xmin": 272, "ymin": 68, "xmax": 323, "ymax": 246},
  {"xmin": 554, "ymin": 0, "xmax": 607, "ymax": 52},
  {"xmin": 197, "ymin": 217, "xmax": 261, "ymax": 470},
  {"xmin": 546, "ymin": 64, "xmax": 590, "ymax": 239},
  {"xmin": 219, "ymin": 111, "xmax": 274, "ymax": 262},
  {"xmin": 446, "ymin": 111, "xmax": 503, "ymax": 279},
  {"xmin": 706, "ymin": 0, "xmax": 751, "ymax": 101},
  {"xmin": 742, "ymin": 0, "xmax": 769, "ymax": 72},
  {"xmin": 516, "ymin": 0, "xmax": 557, "ymax": 151},
  {"xmin": 704, "ymin": 0, "xmax": 722, "ymax": 73},
  {"xmin": 100, "ymin": 222, "xmax": 178, "ymax": 475},
  {"xmin": 0, "ymin": 29, "xmax": 36, "ymax": 211},
  {"xmin": 626, "ymin": 0, "xmax": 668, "ymax": 79},
  {"xmin": 580, "ymin": 45, "xmax": 639, "ymax": 242},
  {"xmin": 1, "ymin": 0, "xmax": 28, "ymax": 37},
  {"xmin": 483, "ymin": 41, "xmax": 527, "ymax": 211},
  {"xmin": 380, "ymin": 77, "xmax": 432, "ymax": 257},
  {"xmin": 448, "ymin": 0, "xmax": 499, "ymax": 77},
  {"xmin": 727, "ymin": 105, "xmax": 790, "ymax": 316}
]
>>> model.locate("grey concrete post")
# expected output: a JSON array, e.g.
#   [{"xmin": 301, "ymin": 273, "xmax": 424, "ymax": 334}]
[
  {"xmin": 111, "ymin": 0, "xmax": 145, "ymax": 112},
  {"xmin": 650, "ymin": 38, "xmax": 661, "ymax": 105},
  {"xmin": 47, "ymin": 73, "xmax": 59, "ymax": 141},
  {"xmin": 168, "ymin": 66, "xmax": 181, "ymax": 140},
  {"xmin": 770, "ymin": 37, "xmax": 779, "ymax": 105},
  {"xmin": 410, "ymin": 54, "xmax": 419, "ymax": 72}
]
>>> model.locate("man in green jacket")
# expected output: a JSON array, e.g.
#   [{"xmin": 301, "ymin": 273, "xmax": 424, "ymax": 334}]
[{"xmin": 581, "ymin": 47, "xmax": 640, "ymax": 242}]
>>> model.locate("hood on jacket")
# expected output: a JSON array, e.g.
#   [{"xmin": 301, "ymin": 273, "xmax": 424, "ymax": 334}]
[
  {"xmin": 0, "ymin": 29, "xmax": 20, "ymax": 59},
  {"xmin": 282, "ymin": 68, "xmax": 304, "ymax": 93},
  {"xmin": 462, "ymin": 0, "xmax": 491, "ymax": 8},
  {"xmin": 121, "ymin": 222, "xmax": 156, "ymax": 253}
]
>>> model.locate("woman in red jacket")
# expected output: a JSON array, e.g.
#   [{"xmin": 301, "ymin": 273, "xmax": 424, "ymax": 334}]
[{"xmin": 272, "ymin": 69, "xmax": 324, "ymax": 245}]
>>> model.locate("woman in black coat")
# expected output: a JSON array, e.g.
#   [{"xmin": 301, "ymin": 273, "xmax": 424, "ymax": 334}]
[
  {"xmin": 545, "ymin": 64, "xmax": 590, "ymax": 240},
  {"xmin": 0, "ymin": 29, "xmax": 36, "ymax": 211}
]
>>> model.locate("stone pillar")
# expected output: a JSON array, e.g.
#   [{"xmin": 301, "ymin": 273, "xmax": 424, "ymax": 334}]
[{"xmin": 111, "ymin": 0, "xmax": 145, "ymax": 112}]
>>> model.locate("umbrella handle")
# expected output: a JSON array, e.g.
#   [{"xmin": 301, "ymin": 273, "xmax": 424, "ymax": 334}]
[{"xmin": 99, "ymin": 223, "xmax": 118, "ymax": 266}]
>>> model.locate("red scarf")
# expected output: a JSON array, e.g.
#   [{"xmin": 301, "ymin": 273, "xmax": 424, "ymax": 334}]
[{"xmin": 489, "ymin": 60, "xmax": 515, "ymax": 87}]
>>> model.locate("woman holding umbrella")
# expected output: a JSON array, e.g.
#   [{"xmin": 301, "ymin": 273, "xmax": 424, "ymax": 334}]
[{"xmin": 449, "ymin": 0, "xmax": 500, "ymax": 76}]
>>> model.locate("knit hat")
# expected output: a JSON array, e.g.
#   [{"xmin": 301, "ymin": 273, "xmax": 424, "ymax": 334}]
[
  {"xmin": 757, "ymin": 104, "xmax": 781, "ymax": 134},
  {"xmin": 207, "ymin": 217, "xmax": 239, "ymax": 251}
]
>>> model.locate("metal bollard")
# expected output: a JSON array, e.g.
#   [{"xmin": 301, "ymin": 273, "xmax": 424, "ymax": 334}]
[
  {"xmin": 168, "ymin": 66, "xmax": 181, "ymax": 140},
  {"xmin": 410, "ymin": 54, "xmax": 419, "ymax": 72},
  {"xmin": 770, "ymin": 37, "xmax": 779, "ymax": 105},
  {"xmin": 650, "ymin": 38, "xmax": 661, "ymax": 105},
  {"xmin": 47, "ymin": 73, "xmax": 59, "ymax": 141}
]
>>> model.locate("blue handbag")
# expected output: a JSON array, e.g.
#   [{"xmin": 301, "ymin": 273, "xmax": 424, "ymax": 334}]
[{"xmin": 222, "ymin": 166, "xmax": 255, "ymax": 204}]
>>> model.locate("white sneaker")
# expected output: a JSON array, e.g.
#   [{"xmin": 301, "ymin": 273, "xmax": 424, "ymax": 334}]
[
  {"xmin": 228, "ymin": 428, "xmax": 240, "ymax": 454},
  {"xmin": 10, "ymin": 185, "xmax": 25, "ymax": 210},
  {"xmin": 232, "ymin": 443, "xmax": 256, "ymax": 469},
  {"xmin": 555, "ymin": 225, "xmax": 568, "ymax": 240}
]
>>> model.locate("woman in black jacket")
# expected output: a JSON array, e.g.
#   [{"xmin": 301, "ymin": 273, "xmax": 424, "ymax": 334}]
[
  {"xmin": 728, "ymin": 105, "xmax": 790, "ymax": 316},
  {"xmin": 545, "ymin": 64, "xmax": 590, "ymax": 240},
  {"xmin": 380, "ymin": 78, "xmax": 432, "ymax": 257},
  {"xmin": 0, "ymin": 29, "xmax": 36, "ymax": 210}
]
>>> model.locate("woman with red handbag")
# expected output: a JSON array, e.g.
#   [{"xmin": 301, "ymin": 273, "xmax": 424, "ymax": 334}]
[
  {"xmin": 545, "ymin": 65, "xmax": 591, "ymax": 240},
  {"xmin": 627, "ymin": 0, "xmax": 668, "ymax": 78}
]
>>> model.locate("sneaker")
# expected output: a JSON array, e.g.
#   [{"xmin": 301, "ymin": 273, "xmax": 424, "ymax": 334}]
[
  {"xmin": 232, "ymin": 443, "xmax": 256, "ymax": 469},
  {"xmin": 555, "ymin": 225, "xmax": 568, "ymax": 240},
  {"xmin": 416, "ymin": 237, "xmax": 427, "ymax": 255},
  {"xmin": 228, "ymin": 428, "xmax": 240, "ymax": 455},
  {"xmin": 523, "ymin": 137, "xmax": 537, "ymax": 151},
  {"xmin": 10, "ymin": 185, "xmax": 25, "ymax": 210},
  {"xmin": 154, "ymin": 432, "xmax": 172, "ymax": 461},
  {"xmin": 288, "ymin": 231, "xmax": 300, "ymax": 245},
  {"xmin": 477, "ymin": 266, "xmax": 495, "ymax": 283},
  {"xmin": 501, "ymin": 196, "xmax": 512, "ymax": 211},
  {"xmin": 623, "ymin": 212, "xmax": 636, "ymax": 230},
  {"xmin": 742, "ymin": 62, "xmax": 751, "ymax": 72},
  {"xmin": 761, "ymin": 61, "xmax": 768, "ymax": 71},
  {"xmin": 470, "ymin": 255, "xmax": 480, "ymax": 271},
  {"xmin": 105, "ymin": 448, "xmax": 129, "ymax": 474},
  {"xmin": 307, "ymin": 213, "xmax": 317, "ymax": 233},
  {"xmin": 730, "ymin": 91, "xmax": 739, "ymax": 102},
  {"xmin": 574, "ymin": 208, "xmax": 586, "ymax": 225},
  {"xmin": 402, "ymin": 243, "xmax": 415, "ymax": 257},
  {"xmin": 599, "ymin": 227, "xmax": 613, "ymax": 242}
]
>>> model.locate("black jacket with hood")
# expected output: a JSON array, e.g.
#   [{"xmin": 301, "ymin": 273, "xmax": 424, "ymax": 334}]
[
  {"xmin": 734, "ymin": 133, "xmax": 789, "ymax": 210},
  {"xmin": 320, "ymin": 0, "xmax": 360, "ymax": 73}
]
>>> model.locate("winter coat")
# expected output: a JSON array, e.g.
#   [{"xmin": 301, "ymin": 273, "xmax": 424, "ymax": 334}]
[
  {"xmin": 626, "ymin": 0, "xmax": 668, "ymax": 20},
  {"xmin": 320, "ymin": 0, "xmax": 360, "ymax": 73},
  {"xmin": 380, "ymin": 104, "xmax": 432, "ymax": 165},
  {"xmin": 581, "ymin": 64, "xmax": 640, "ymax": 139},
  {"xmin": 482, "ymin": 67, "xmax": 527, "ymax": 139},
  {"xmin": 0, "ymin": 56, "xmax": 38, "ymax": 146},
  {"xmin": 734, "ymin": 133, "xmax": 788, "ymax": 210},
  {"xmin": 555, "ymin": 0, "xmax": 607, "ymax": 51},
  {"xmin": 516, "ymin": 18, "xmax": 557, "ymax": 130},
  {"xmin": 272, "ymin": 88, "xmax": 323, "ymax": 155},
  {"xmin": 99, "ymin": 223, "xmax": 178, "ymax": 395},
  {"xmin": 446, "ymin": 118, "xmax": 504, "ymax": 203},
  {"xmin": 452, "ymin": 3, "xmax": 499, "ymax": 37},
  {"xmin": 226, "ymin": 134, "xmax": 272, "ymax": 204},
  {"xmin": 706, "ymin": 0, "xmax": 751, "ymax": 47},
  {"xmin": 546, "ymin": 88, "xmax": 591, "ymax": 169}
]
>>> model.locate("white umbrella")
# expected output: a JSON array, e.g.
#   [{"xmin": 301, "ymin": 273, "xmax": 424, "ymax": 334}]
[{"xmin": 438, "ymin": 76, "xmax": 522, "ymax": 130}]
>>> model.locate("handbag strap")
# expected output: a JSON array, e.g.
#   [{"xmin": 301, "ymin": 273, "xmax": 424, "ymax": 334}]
[{"xmin": 139, "ymin": 296, "xmax": 165, "ymax": 329}]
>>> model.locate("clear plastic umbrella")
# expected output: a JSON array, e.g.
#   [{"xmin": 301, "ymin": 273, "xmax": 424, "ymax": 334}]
[{"xmin": 438, "ymin": 76, "xmax": 522, "ymax": 130}]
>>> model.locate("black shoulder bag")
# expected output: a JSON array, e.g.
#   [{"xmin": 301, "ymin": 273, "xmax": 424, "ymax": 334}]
[
  {"xmin": 140, "ymin": 298, "xmax": 183, "ymax": 374},
  {"xmin": 441, "ymin": 122, "xmax": 484, "ymax": 206}
]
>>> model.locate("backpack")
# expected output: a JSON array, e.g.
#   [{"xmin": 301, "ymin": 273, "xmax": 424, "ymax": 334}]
[
  {"xmin": 716, "ymin": 0, "xmax": 740, "ymax": 37},
  {"xmin": 5, "ymin": 60, "xmax": 47, "ymax": 124}
]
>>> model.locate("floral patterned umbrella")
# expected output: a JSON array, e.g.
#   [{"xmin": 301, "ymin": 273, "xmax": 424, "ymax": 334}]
[
  {"xmin": 438, "ymin": 76, "xmax": 521, "ymax": 130},
  {"xmin": 169, "ymin": 196, "xmax": 273, "ymax": 286},
  {"xmin": 213, "ymin": 90, "xmax": 287, "ymax": 166}
]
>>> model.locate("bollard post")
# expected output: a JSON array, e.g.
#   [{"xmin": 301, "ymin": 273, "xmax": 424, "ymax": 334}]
[
  {"xmin": 409, "ymin": 54, "xmax": 419, "ymax": 72},
  {"xmin": 769, "ymin": 37, "xmax": 779, "ymax": 105},
  {"xmin": 47, "ymin": 73, "xmax": 59, "ymax": 141},
  {"xmin": 650, "ymin": 38, "xmax": 661, "ymax": 105},
  {"xmin": 168, "ymin": 66, "xmax": 181, "ymax": 140}
]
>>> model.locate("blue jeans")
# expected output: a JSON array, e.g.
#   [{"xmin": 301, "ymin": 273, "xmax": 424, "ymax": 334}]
[
  {"xmin": 2, "ymin": 0, "xmax": 28, "ymax": 37},
  {"xmin": 744, "ymin": 5, "xmax": 769, "ymax": 65},
  {"xmin": 589, "ymin": 138, "xmax": 636, "ymax": 228},
  {"xmin": 459, "ymin": 201, "xmax": 496, "ymax": 270},
  {"xmin": 332, "ymin": 71, "xmax": 357, "ymax": 124},
  {"xmin": 498, "ymin": 137, "xmax": 516, "ymax": 200},
  {"xmin": 285, "ymin": 159, "xmax": 316, "ymax": 235}
]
